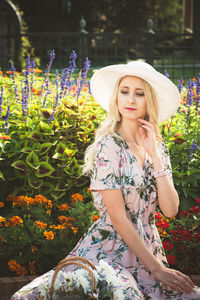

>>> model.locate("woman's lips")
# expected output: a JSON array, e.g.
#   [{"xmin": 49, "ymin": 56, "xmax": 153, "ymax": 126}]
[{"xmin": 125, "ymin": 107, "xmax": 136, "ymax": 111}]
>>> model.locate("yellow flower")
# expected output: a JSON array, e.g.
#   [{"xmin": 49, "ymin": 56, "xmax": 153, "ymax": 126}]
[
  {"xmin": 44, "ymin": 230, "xmax": 55, "ymax": 240},
  {"xmin": 0, "ymin": 216, "xmax": 6, "ymax": 227},
  {"xmin": 71, "ymin": 226, "xmax": 78, "ymax": 234}
]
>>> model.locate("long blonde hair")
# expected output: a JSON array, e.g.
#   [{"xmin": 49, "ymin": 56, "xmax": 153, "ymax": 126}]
[{"xmin": 82, "ymin": 76, "xmax": 161, "ymax": 175}]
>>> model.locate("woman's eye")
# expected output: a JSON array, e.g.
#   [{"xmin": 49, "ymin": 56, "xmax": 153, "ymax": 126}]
[
  {"xmin": 121, "ymin": 90, "xmax": 128, "ymax": 94},
  {"xmin": 136, "ymin": 93, "xmax": 144, "ymax": 96}
]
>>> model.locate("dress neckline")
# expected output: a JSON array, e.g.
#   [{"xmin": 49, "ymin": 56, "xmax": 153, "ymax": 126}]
[{"xmin": 115, "ymin": 132, "xmax": 147, "ymax": 171}]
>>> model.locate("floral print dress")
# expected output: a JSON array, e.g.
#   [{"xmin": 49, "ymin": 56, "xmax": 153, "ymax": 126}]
[{"xmin": 12, "ymin": 134, "xmax": 200, "ymax": 300}]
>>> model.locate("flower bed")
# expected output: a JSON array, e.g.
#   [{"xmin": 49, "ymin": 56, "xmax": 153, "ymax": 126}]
[{"xmin": 0, "ymin": 51, "xmax": 200, "ymax": 279}]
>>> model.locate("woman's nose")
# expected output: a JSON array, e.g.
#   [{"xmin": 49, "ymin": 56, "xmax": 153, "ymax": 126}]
[{"xmin": 128, "ymin": 95, "xmax": 136, "ymax": 103}]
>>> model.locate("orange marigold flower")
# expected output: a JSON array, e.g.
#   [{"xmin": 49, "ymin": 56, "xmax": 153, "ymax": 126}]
[
  {"xmin": 34, "ymin": 221, "xmax": 47, "ymax": 229},
  {"xmin": 0, "ymin": 70, "xmax": 3, "ymax": 75},
  {"xmin": 0, "ymin": 135, "xmax": 11, "ymax": 140},
  {"xmin": 0, "ymin": 202, "xmax": 4, "ymax": 208},
  {"xmin": 58, "ymin": 204, "xmax": 70, "ymax": 211},
  {"xmin": 71, "ymin": 226, "xmax": 78, "ymax": 234},
  {"xmin": 6, "ymin": 71, "xmax": 12, "ymax": 74},
  {"xmin": 29, "ymin": 261, "xmax": 37, "ymax": 274},
  {"xmin": 34, "ymin": 194, "xmax": 48, "ymax": 204},
  {"xmin": 6, "ymin": 216, "xmax": 23, "ymax": 227},
  {"xmin": 6, "ymin": 194, "xmax": 16, "ymax": 202},
  {"xmin": 44, "ymin": 230, "xmax": 55, "ymax": 240},
  {"xmin": 8, "ymin": 259, "xmax": 27, "ymax": 276},
  {"xmin": 58, "ymin": 216, "xmax": 74, "ymax": 226},
  {"xmin": 46, "ymin": 209, "xmax": 51, "ymax": 215},
  {"xmin": 33, "ymin": 68, "xmax": 42, "ymax": 73},
  {"xmin": 82, "ymin": 87, "xmax": 88, "ymax": 92},
  {"xmin": 71, "ymin": 193, "xmax": 83, "ymax": 203},
  {"xmin": 87, "ymin": 186, "xmax": 91, "ymax": 192},
  {"xmin": 50, "ymin": 224, "xmax": 65, "ymax": 230},
  {"xmin": 31, "ymin": 245, "xmax": 38, "ymax": 253},
  {"xmin": 91, "ymin": 214, "xmax": 100, "ymax": 222}
]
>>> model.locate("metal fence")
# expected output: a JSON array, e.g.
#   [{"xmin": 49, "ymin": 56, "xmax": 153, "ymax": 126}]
[{"xmin": 0, "ymin": 21, "xmax": 200, "ymax": 81}]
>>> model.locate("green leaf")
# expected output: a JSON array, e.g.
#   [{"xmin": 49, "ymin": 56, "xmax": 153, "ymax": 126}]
[
  {"xmin": 40, "ymin": 143, "xmax": 52, "ymax": 155},
  {"xmin": 0, "ymin": 171, "xmax": 5, "ymax": 180},
  {"xmin": 11, "ymin": 160, "xmax": 28, "ymax": 173},
  {"xmin": 21, "ymin": 147, "xmax": 33, "ymax": 153},
  {"xmin": 26, "ymin": 151, "xmax": 39, "ymax": 168},
  {"xmin": 55, "ymin": 182, "xmax": 68, "ymax": 191},
  {"xmin": 28, "ymin": 178, "xmax": 43, "ymax": 189},
  {"xmin": 36, "ymin": 162, "xmax": 55, "ymax": 177},
  {"xmin": 28, "ymin": 131, "xmax": 41, "ymax": 141}
]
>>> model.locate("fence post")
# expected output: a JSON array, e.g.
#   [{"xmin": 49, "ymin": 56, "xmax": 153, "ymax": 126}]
[
  {"xmin": 146, "ymin": 18, "xmax": 154, "ymax": 66},
  {"xmin": 79, "ymin": 16, "xmax": 88, "ymax": 68}
]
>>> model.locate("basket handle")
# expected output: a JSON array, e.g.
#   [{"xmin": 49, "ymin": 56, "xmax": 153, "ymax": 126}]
[{"xmin": 49, "ymin": 257, "xmax": 98, "ymax": 299}]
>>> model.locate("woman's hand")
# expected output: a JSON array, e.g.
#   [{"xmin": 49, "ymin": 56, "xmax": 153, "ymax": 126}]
[
  {"xmin": 153, "ymin": 265, "xmax": 194, "ymax": 294},
  {"xmin": 137, "ymin": 118, "xmax": 159, "ymax": 159}
]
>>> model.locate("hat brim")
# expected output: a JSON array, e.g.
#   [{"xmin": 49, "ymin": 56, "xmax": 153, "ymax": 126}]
[{"xmin": 90, "ymin": 62, "xmax": 180, "ymax": 123}]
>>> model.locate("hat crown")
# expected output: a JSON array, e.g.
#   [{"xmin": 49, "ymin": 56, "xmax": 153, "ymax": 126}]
[{"xmin": 127, "ymin": 61, "xmax": 155, "ymax": 72}]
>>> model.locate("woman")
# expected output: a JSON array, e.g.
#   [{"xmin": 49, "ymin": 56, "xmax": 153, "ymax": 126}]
[{"xmin": 12, "ymin": 61, "xmax": 200, "ymax": 299}]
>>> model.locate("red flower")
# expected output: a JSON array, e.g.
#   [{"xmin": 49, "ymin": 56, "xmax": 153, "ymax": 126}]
[
  {"xmin": 162, "ymin": 241, "xmax": 173, "ymax": 251},
  {"xmin": 179, "ymin": 210, "xmax": 190, "ymax": 218},
  {"xmin": 196, "ymin": 198, "xmax": 200, "ymax": 203},
  {"xmin": 190, "ymin": 206, "xmax": 200, "ymax": 215},
  {"xmin": 167, "ymin": 254, "xmax": 176, "ymax": 265}
]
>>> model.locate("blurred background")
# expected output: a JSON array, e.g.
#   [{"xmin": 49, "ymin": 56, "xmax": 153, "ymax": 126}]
[{"xmin": 0, "ymin": 0, "xmax": 200, "ymax": 80}]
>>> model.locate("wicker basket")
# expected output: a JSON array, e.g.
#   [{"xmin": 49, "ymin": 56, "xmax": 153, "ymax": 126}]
[{"xmin": 49, "ymin": 256, "xmax": 98, "ymax": 300}]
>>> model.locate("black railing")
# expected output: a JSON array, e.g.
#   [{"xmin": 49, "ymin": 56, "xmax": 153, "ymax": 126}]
[{"xmin": 0, "ymin": 18, "xmax": 200, "ymax": 81}]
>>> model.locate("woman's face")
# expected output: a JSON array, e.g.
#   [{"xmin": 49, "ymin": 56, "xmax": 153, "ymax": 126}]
[{"xmin": 117, "ymin": 76, "xmax": 147, "ymax": 121}]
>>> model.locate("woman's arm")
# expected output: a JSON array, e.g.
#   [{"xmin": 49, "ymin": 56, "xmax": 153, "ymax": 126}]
[
  {"xmin": 151, "ymin": 152, "xmax": 179, "ymax": 218},
  {"xmin": 100, "ymin": 189, "xmax": 194, "ymax": 294}
]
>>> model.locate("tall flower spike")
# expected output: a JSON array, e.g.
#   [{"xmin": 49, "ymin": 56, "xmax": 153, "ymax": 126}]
[
  {"xmin": 42, "ymin": 50, "xmax": 55, "ymax": 107},
  {"xmin": 4, "ymin": 104, "xmax": 10, "ymax": 135},
  {"xmin": 10, "ymin": 61, "xmax": 19, "ymax": 101},
  {"xmin": 186, "ymin": 80, "xmax": 193, "ymax": 106},
  {"xmin": 177, "ymin": 76, "xmax": 184, "ymax": 93},
  {"xmin": 164, "ymin": 69, "xmax": 169, "ymax": 78},
  {"xmin": 77, "ymin": 57, "xmax": 91, "ymax": 97},
  {"xmin": 0, "ymin": 86, "xmax": 3, "ymax": 119},
  {"xmin": 188, "ymin": 139, "xmax": 198, "ymax": 159}
]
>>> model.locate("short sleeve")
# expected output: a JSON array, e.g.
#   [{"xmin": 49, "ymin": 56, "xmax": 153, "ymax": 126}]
[
  {"xmin": 159, "ymin": 142, "xmax": 173, "ymax": 181},
  {"xmin": 90, "ymin": 135, "xmax": 122, "ymax": 191}
]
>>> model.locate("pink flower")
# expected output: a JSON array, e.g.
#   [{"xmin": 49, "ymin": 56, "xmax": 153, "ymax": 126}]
[{"xmin": 96, "ymin": 153, "xmax": 110, "ymax": 170}]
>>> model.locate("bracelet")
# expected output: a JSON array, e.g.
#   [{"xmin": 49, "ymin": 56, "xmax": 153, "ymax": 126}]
[{"xmin": 153, "ymin": 168, "xmax": 170, "ymax": 178}]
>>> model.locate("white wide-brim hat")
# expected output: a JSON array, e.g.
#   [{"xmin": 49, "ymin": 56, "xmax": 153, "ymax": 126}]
[{"xmin": 90, "ymin": 61, "xmax": 180, "ymax": 123}]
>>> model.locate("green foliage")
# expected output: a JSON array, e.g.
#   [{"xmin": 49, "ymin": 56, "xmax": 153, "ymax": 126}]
[{"xmin": 160, "ymin": 85, "xmax": 200, "ymax": 210}]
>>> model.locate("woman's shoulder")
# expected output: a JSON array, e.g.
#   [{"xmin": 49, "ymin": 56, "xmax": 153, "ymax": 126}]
[{"xmin": 95, "ymin": 134, "xmax": 122, "ymax": 152}]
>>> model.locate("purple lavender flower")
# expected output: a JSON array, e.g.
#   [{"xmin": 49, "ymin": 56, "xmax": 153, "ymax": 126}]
[
  {"xmin": 42, "ymin": 50, "xmax": 55, "ymax": 107},
  {"xmin": 177, "ymin": 76, "xmax": 184, "ymax": 93},
  {"xmin": 87, "ymin": 80, "xmax": 92, "ymax": 95},
  {"xmin": 186, "ymin": 80, "xmax": 193, "ymax": 106},
  {"xmin": 49, "ymin": 70, "xmax": 60, "ymax": 122},
  {"xmin": 60, "ymin": 50, "xmax": 77, "ymax": 93},
  {"xmin": 188, "ymin": 138, "xmax": 198, "ymax": 159},
  {"xmin": 0, "ymin": 87, "xmax": 3, "ymax": 119},
  {"xmin": 4, "ymin": 104, "xmax": 10, "ymax": 135},
  {"xmin": 164, "ymin": 69, "xmax": 169, "ymax": 78},
  {"xmin": 77, "ymin": 57, "xmax": 91, "ymax": 97},
  {"xmin": 10, "ymin": 61, "xmax": 19, "ymax": 101}
]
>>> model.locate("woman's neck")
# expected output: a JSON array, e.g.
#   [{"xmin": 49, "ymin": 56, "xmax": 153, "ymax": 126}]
[{"xmin": 117, "ymin": 119, "xmax": 142, "ymax": 145}]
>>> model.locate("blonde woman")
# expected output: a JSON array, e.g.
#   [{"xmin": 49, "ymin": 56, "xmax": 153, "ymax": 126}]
[{"xmin": 12, "ymin": 62, "xmax": 200, "ymax": 299}]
